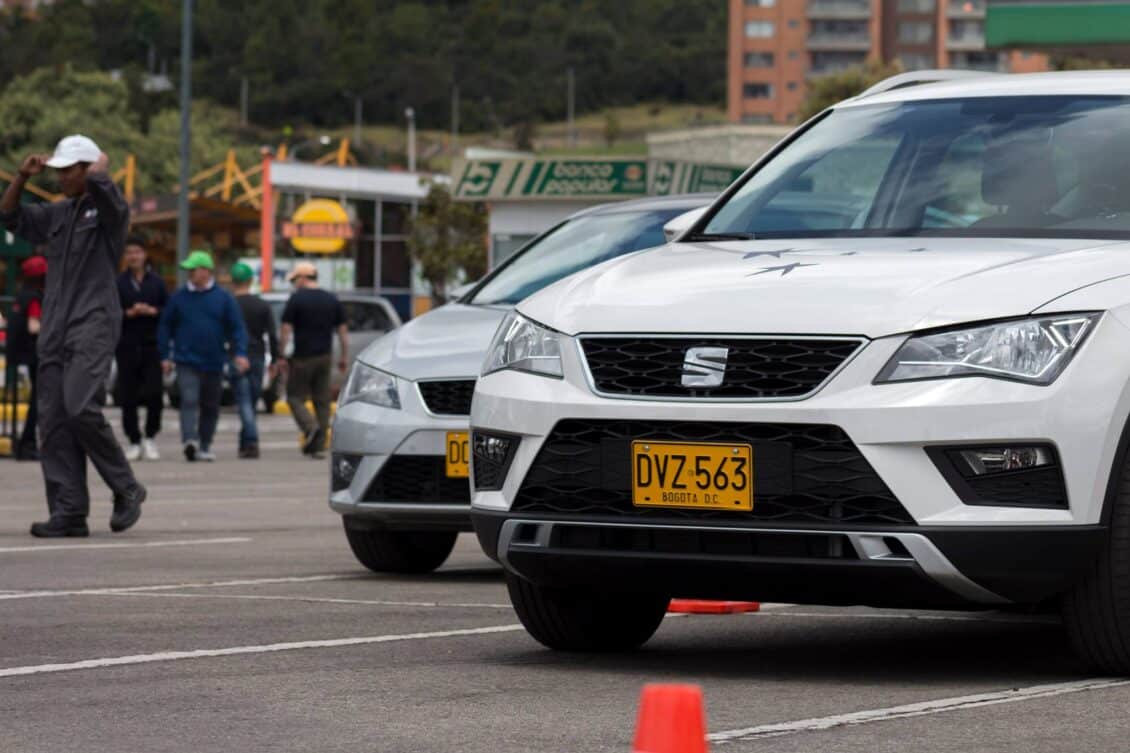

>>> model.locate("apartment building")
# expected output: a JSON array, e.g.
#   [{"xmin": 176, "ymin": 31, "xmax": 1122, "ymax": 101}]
[{"xmin": 728, "ymin": 0, "xmax": 1048, "ymax": 124}]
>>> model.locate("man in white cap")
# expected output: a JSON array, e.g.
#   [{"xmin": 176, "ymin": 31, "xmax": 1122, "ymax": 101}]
[{"xmin": 0, "ymin": 135, "xmax": 146, "ymax": 537}]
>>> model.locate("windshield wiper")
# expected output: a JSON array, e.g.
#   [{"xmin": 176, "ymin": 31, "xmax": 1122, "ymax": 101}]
[{"xmin": 683, "ymin": 232, "xmax": 758, "ymax": 242}]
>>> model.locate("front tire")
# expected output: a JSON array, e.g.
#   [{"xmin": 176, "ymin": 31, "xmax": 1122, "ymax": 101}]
[
  {"xmin": 1063, "ymin": 455, "xmax": 1130, "ymax": 673},
  {"xmin": 506, "ymin": 573, "xmax": 669, "ymax": 652},
  {"xmin": 343, "ymin": 522, "xmax": 456, "ymax": 574}
]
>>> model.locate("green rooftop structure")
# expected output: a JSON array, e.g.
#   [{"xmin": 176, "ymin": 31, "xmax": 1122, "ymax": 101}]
[{"xmin": 987, "ymin": 0, "xmax": 1130, "ymax": 58}]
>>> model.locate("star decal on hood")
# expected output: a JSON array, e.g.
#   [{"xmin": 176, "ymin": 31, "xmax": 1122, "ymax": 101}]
[{"xmin": 748, "ymin": 262, "xmax": 819, "ymax": 277}]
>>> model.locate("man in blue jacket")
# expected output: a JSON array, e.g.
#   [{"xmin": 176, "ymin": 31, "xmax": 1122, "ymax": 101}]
[{"xmin": 158, "ymin": 251, "xmax": 249, "ymax": 462}]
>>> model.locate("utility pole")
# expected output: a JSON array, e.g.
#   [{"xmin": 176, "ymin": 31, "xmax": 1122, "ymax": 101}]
[
  {"xmin": 450, "ymin": 85, "xmax": 460, "ymax": 153},
  {"xmin": 567, "ymin": 67, "xmax": 576, "ymax": 149},
  {"xmin": 176, "ymin": 0, "xmax": 193, "ymax": 283},
  {"xmin": 353, "ymin": 95, "xmax": 363, "ymax": 147},
  {"xmin": 240, "ymin": 76, "xmax": 248, "ymax": 127},
  {"xmin": 405, "ymin": 107, "xmax": 416, "ymax": 173}
]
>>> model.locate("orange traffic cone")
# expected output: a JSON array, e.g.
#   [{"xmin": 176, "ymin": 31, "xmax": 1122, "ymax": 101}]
[
  {"xmin": 668, "ymin": 600, "xmax": 760, "ymax": 614},
  {"xmin": 632, "ymin": 683, "xmax": 708, "ymax": 753}
]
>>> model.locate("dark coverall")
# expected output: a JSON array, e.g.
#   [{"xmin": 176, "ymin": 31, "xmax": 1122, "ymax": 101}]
[{"xmin": 0, "ymin": 173, "xmax": 141, "ymax": 520}]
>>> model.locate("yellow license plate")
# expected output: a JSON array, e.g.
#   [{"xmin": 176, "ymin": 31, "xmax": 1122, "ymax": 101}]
[
  {"xmin": 631, "ymin": 441, "xmax": 753, "ymax": 511},
  {"xmin": 445, "ymin": 432, "xmax": 470, "ymax": 478}
]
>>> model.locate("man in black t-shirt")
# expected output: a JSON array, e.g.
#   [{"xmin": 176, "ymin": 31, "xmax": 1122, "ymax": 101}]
[{"xmin": 278, "ymin": 262, "xmax": 347, "ymax": 457}]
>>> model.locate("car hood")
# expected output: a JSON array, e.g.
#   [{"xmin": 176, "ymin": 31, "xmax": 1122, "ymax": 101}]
[
  {"xmin": 356, "ymin": 303, "xmax": 509, "ymax": 380},
  {"xmin": 518, "ymin": 237, "xmax": 1130, "ymax": 338}
]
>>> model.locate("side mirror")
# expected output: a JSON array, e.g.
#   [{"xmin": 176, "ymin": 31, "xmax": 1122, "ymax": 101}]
[{"xmin": 663, "ymin": 206, "xmax": 708, "ymax": 243}]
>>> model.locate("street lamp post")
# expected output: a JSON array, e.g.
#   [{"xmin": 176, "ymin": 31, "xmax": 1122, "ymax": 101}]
[
  {"xmin": 176, "ymin": 0, "xmax": 193, "ymax": 283},
  {"xmin": 405, "ymin": 107, "xmax": 416, "ymax": 173}
]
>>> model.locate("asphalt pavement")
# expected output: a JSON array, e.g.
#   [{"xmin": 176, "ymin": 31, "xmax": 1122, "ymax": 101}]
[{"xmin": 1, "ymin": 409, "xmax": 1127, "ymax": 753}]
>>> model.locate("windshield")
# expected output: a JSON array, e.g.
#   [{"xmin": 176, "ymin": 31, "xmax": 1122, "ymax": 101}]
[
  {"xmin": 703, "ymin": 96, "xmax": 1130, "ymax": 240},
  {"xmin": 469, "ymin": 208, "xmax": 687, "ymax": 305}
]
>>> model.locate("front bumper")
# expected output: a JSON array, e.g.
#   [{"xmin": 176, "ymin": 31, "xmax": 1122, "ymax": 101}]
[
  {"xmin": 329, "ymin": 380, "xmax": 474, "ymax": 532},
  {"xmin": 472, "ymin": 510, "xmax": 1105, "ymax": 607},
  {"xmin": 469, "ymin": 315, "xmax": 1130, "ymax": 606}
]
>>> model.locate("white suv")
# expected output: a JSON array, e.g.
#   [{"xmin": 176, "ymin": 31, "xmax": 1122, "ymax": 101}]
[{"xmin": 470, "ymin": 71, "xmax": 1130, "ymax": 671}]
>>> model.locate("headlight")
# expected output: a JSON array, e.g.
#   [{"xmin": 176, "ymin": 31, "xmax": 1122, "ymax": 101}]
[
  {"xmin": 876, "ymin": 313, "xmax": 1101, "ymax": 385},
  {"xmin": 482, "ymin": 312, "xmax": 563, "ymax": 378},
  {"xmin": 340, "ymin": 361, "xmax": 400, "ymax": 408}
]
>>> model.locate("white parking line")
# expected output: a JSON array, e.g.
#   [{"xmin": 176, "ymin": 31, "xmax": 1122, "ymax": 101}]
[
  {"xmin": 0, "ymin": 573, "xmax": 363, "ymax": 600},
  {"xmin": 0, "ymin": 537, "xmax": 251, "ymax": 554},
  {"xmin": 0, "ymin": 624, "xmax": 524, "ymax": 679},
  {"xmin": 708, "ymin": 678, "xmax": 1130, "ymax": 744},
  {"xmin": 104, "ymin": 591, "xmax": 513, "ymax": 609}
]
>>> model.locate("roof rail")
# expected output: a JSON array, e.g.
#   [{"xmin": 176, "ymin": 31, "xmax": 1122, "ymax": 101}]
[{"xmin": 855, "ymin": 69, "xmax": 1001, "ymax": 99}]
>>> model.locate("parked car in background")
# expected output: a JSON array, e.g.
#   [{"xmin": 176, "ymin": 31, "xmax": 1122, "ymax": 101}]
[
  {"xmin": 329, "ymin": 194, "xmax": 715, "ymax": 575},
  {"xmin": 160, "ymin": 289, "xmax": 401, "ymax": 412}
]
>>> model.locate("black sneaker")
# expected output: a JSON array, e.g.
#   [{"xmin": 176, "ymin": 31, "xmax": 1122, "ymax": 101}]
[
  {"xmin": 110, "ymin": 484, "xmax": 146, "ymax": 533},
  {"xmin": 184, "ymin": 440, "xmax": 198, "ymax": 462},
  {"xmin": 239, "ymin": 443, "xmax": 260, "ymax": 459},
  {"xmin": 30, "ymin": 518, "xmax": 89, "ymax": 538}
]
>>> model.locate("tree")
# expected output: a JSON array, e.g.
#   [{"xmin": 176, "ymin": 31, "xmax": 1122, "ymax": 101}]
[
  {"xmin": 0, "ymin": 66, "xmax": 143, "ymax": 176},
  {"xmin": 798, "ymin": 61, "xmax": 903, "ymax": 122},
  {"xmin": 407, "ymin": 182, "xmax": 487, "ymax": 305}
]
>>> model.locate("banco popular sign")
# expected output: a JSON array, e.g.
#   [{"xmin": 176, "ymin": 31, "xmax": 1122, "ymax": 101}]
[
  {"xmin": 282, "ymin": 199, "xmax": 355, "ymax": 254},
  {"xmin": 452, "ymin": 158, "xmax": 744, "ymax": 201}
]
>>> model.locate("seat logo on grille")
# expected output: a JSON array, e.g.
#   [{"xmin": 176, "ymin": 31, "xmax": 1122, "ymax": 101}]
[{"xmin": 681, "ymin": 347, "xmax": 728, "ymax": 388}]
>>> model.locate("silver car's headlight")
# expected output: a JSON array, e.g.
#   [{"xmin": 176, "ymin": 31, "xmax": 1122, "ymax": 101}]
[
  {"xmin": 341, "ymin": 361, "xmax": 401, "ymax": 408},
  {"xmin": 482, "ymin": 312, "xmax": 563, "ymax": 378},
  {"xmin": 876, "ymin": 313, "xmax": 1101, "ymax": 385}
]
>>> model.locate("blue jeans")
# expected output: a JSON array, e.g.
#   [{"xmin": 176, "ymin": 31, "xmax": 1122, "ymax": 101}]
[
  {"xmin": 232, "ymin": 356, "xmax": 264, "ymax": 448},
  {"xmin": 177, "ymin": 364, "xmax": 222, "ymax": 451}
]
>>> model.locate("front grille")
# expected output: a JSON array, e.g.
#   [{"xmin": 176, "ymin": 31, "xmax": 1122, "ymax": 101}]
[
  {"xmin": 580, "ymin": 336, "xmax": 863, "ymax": 399},
  {"xmin": 363, "ymin": 456, "xmax": 470, "ymax": 504},
  {"xmin": 417, "ymin": 380, "xmax": 475, "ymax": 415},
  {"xmin": 513, "ymin": 419, "xmax": 913, "ymax": 525}
]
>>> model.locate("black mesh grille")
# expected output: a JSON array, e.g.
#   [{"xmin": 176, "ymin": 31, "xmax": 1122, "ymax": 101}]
[
  {"xmin": 363, "ymin": 456, "xmax": 470, "ymax": 504},
  {"xmin": 418, "ymin": 380, "xmax": 475, "ymax": 415},
  {"xmin": 513, "ymin": 419, "xmax": 913, "ymax": 525},
  {"xmin": 580, "ymin": 337, "xmax": 862, "ymax": 399}
]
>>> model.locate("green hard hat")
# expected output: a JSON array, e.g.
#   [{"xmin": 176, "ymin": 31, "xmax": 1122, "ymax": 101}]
[
  {"xmin": 230, "ymin": 262, "xmax": 254, "ymax": 282},
  {"xmin": 180, "ymin": 250, "xmax": 215, "ymax": 271}
]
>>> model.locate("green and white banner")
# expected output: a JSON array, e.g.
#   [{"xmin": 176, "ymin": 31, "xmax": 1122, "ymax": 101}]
[{"xmin": 451, "ymin": 157, "xmax": 745, "ymax": 201}]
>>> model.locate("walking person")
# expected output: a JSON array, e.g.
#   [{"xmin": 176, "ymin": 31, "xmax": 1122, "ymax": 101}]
[
  {"xmin": 0, "ymin": 136, "xmax": 146, "ymax": 537},
  {"xmin": 278, "ymin": 262, "xmax": 347, "ymax": 458},
  {"xmin": 115, "ymin": 235, "xmax": 168, "ymax": 461},
  {"xmin": 157, "ymin": 250, "xmax": 248, "ymax": 462},
  {"xmin": 229, "ymin": 262, "xmax": 278, "ymax": 459},
  {"xmin": 5, "ymin": 255, "xmax": 46, "ymax": 461}
]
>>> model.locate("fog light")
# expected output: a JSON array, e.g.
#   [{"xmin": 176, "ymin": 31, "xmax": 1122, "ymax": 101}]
[
  {"xmin": 473, "ymin": 433, "xmax": 513, "ymax": 465},
  {"xmin": 471, "ymin": 431, "xmax": 519, "ymax": 491},
  {"xmin": 332, "ymin": 453, "xmax": 361, "ymax": 491},
  {"xmin": 957, "ymin": 447, "xmax": 1053, "ymax": 476}
]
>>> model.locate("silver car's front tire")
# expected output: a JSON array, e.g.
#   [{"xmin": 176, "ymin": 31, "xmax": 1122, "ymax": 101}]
[{"xmin": 342, "ymin": 520, "xmax": 456, "ymax": 574}]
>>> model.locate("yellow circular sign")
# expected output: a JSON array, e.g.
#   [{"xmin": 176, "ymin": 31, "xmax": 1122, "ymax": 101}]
[{"xmin": 282, "ymin": 199, "xmax": 354, "ymax": 254}]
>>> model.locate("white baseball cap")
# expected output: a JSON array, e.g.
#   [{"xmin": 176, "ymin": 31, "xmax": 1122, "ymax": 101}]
[{"xmin": 45, "ymin": 135, "xmax": 101, "ymax": 168}]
